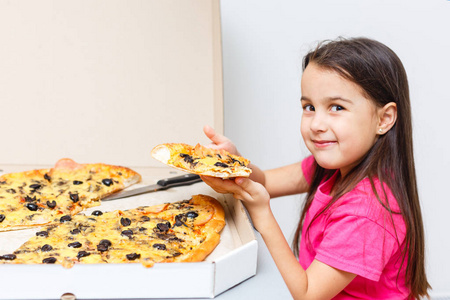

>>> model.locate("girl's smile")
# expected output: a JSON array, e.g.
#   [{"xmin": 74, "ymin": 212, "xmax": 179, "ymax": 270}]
[{"xmin": 300, "ymin": 63, "xmax": 381, "ymax": 177}]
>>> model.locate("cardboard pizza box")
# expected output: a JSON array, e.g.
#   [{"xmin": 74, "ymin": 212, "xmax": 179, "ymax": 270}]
[{"xmin": 0, "ymin": 166, "xmax": 257, "ymax": 299}]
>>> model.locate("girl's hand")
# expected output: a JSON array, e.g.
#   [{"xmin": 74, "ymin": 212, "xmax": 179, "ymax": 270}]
[
  {"xmin": 200, "ymin": 175, "xmax": 271, "ymax": 230},
  {"xmin": 203, "ymin": 125, "xmax": 240, "ymax": 155}
]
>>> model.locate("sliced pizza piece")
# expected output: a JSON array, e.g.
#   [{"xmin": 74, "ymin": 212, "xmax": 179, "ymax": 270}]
[
  {"xmin": 0, "ymin": 158, "xmax": 141, "ymax": 232},
  {"xmin": 151, "ymin": 143, "xmax": 252, "ymax": 178}
]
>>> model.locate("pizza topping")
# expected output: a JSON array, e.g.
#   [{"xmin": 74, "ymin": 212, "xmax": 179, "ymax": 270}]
[
  {"xmin": 120, "ymin": 217, "xmax": 132, "ymax": 227},
  {"xmin": 36, "ymin": 231, "xmax": 48, "ymax": 237},
  {"xmin": 153, "ymin": 243, "xmax": 166, "ymax": 250},
  {"xmin": 97, "ymin": 239, "xmax": 112, "ymax": 252},
  {"xmin": 60, "ymin": 215, "xmax": 72, "ymax": 223},
  {"xmin": 186, "ymin": 211, "xmax": 199, "ymax": 219},
  {"xmin": 41, "ymin": 244, "xmax": 53, "ymax": 252},
  {"xmin": 156, "ymin": 222, "xmax": 171, "ymax": 232},
  {"xmin": 126, "ymin": 253, "xmax": 141, "ymax": 261},
  {"xmin": 70, "ymin": 229, "xmax": 80, "ymax": 235},
  {"xmin": 44, "ymin": 173, "xmax": 51, "ymax": 182},
  {"xmin": 25, "ymin": 203, "xmax": 39, "ymax": 211},
  {"xmin": 42, "ymin": 257, "xmax": 57, "ymax": 264},
  {"xmin": 91, "ymin": 210, "xmax": 103, "ymax": 216},
  {"xmin": 0, "ymin": 214, "xmax": 5, "ymax": 222},
  {"xmin": 6, "ymin": 188, "xmax": 16, "ymax": 194},
  {"xmin": 29, "ymin": 184, "xmax": 42, "ymax": 191},
  {"xmin": 46, "ymin": 200, "xmax": 57, "ymax": 209},
  {"xmin": 0, "ymin": 254, "xmax": 16, "ymax": 261},
  {"xmin": 73, "ymin": 180, "xmax": 83, "ymax": 185},
  {"xmin": 214, "ymin": 162, "xmax": 229, "ymax": 168},
  {"xmin": 69, "ymin": 193, "xmax": 79, "ymax": 203},
  {"xmin": 77, "ymin": 251, "xmax": 90, "ymax": 259},
  {"xmin": 102, "ymin": 179, "xmax": 113, "ymax": 186},
  {"xmin": 121, "ymin": 230, "xmax": 133, "ymax": 238},
  {"xmin": 68, "ymin": 242, "xmax": 82, "ymax": 248}
]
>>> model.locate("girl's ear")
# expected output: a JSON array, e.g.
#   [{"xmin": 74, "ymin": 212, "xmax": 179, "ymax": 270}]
[{"xmin": 377, "ymin": 102, "xmax": 397, "ymax": 135}]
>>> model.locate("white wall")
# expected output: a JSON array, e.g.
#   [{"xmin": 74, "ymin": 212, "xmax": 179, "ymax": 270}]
[{"xmin": 220, "ymin": 0, "xmax": 450, "ymax": 297}]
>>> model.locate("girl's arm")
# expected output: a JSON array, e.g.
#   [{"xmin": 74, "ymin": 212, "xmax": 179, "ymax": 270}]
[{"xmin": 200, "ymin": 176, "xmax": 356, "ymax": 300}]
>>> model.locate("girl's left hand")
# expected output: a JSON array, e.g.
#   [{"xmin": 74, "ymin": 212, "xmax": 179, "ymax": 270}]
[{"xmin": 200, "ymin": 175, "xmax": 271, "ymax": 230}]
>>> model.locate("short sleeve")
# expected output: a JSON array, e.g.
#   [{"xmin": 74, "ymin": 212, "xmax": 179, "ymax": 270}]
[
  {"xmin": 301, "ymin": 155, "xmax": 315, "ymax": 185},
  {"xmin": 315, "ymin": 213, "xmax": 399, "ymax": 281}
]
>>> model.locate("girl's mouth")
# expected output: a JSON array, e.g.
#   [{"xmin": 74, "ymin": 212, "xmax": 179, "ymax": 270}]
[{"xmin": 312, "ymin": 140, "xmax": 337, "ymax": 148}]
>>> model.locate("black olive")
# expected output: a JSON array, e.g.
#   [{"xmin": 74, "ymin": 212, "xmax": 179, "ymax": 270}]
[
  {"xmin": 99, "ymin": 239, "xmax": 112, "ymax": 247},
  {"xmin": 174, "ymin": 214, "xmax": 187, "ymax": 227},
  {"xmin": 36, "ymin": 231, "xmax": 49, "ymax": 237},
  {"xmin": 6, "ymin": 188, "xmax": 16, "ymax": 194},
  {"xmin": 0, "ymin": 254, "xmax": 16, "ymax": 261},
  {"xmin": 120, "ymin": 217, "xmax": 131, "ymax": 226},
  {"xmin": 44, "ymin": 173, "xmax": 51, "ymax": 182},
  {"xmin": 141, "ymin": 216, "xmax": 150, "ymax": 222},
  {"xmin": 156, "ymin": 222, "xmax": 171, "ymax": 232},
  {"xmin": 25, "ymin": 203, "xmax": 38, "ymax": 211},
  {"xmin": 77, "ymin": 251, "xmax": 90, "ymax": 259},
  {"xmin": 42, "ymin": 257, "xmax": 57, "ymax": 264},
  {"xmin": 73, "ymin": 180, "xmax": 83, "ymax": 185},
  {"xmin": 97, "ymin": 239, "xmax": 112, "ymax": 252},
  {"xmin": 102, "ymin": 179, "xmax": 113, "ymax": 186},
  {"xmin": 68, "ymin": 242, "xmax": 82, "ymax": 248},
  {"xmin": 214, "ymin": 162, "xmax": 229, "ymax": 168},
  {"xmin": 121, "ymin": 230, "xmax": 133, "ymax": 238},
  {"xmin": 0, "ymin": 214, "xmax": 5, "ymax": 223},
  {"xmin": 70, "ymin": 228, "xmax": 81, "ymax": 235},
  {"xmin": 152, "ymin": 243, "xmax": 166, "ymax": 250},
  {"xmin": 139, "ymin": 227, "xmax": 147, "ymax": 232},
  {"xmin": 60, "ymin": 215, "xmax": 72, "ymax": 223},
  {"xmin": 29, "ymin": 184, "xmax": 42, "ymax": 190},
  {"xmin": 24, "ymin": 195, "xmax": 37, "ymax": 202},
  {"xmin": 126, "ymin": 253, "xmax": 141, "ymax": 261},
  {"xmin": 186, "ymin": 211, "xmax": 199, "ymax": 219},
  {"xmin": 41, "ymin": 244, "xmax": 53, "ymax": 252},
  {"xmin": 69, "ymin": 192, "xmax": 79, "ymax": 203},
  {"xmin": 46, "ymin": 200, "xmax": 57, "ymax": 209},
  {"xmin": 91, "ymin": 210, "xmax": 103, "ymax": 216}
]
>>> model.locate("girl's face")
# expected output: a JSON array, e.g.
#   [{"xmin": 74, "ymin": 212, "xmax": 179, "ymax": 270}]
[{"xmin": 300, "ymin": 63, "xmax": 380, "ymax": 177}]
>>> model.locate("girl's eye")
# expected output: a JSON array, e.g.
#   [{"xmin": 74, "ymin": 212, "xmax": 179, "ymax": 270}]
[
  {"xmin": 330, "ymin": 105, "xmax": 344, "ymax": 112},
  {"xmin": 303, "ymin": 104, "xmax": 315, "ymax": 112}
]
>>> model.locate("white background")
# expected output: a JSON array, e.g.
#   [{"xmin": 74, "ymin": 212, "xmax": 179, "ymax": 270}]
[{"xmin": 220, "ymin": 0, "xmax": 450, "ymax": 297}]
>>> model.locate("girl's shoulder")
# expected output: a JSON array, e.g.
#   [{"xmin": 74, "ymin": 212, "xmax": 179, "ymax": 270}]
[{"xmin": 333, "ymin": 177, "xmax": 406, "ymax": 237}]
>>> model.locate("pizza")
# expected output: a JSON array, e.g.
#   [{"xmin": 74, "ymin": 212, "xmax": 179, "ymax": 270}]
[
  {"xmin": 0, "ymin": 158, "xmax": 141, "ymax": 232},
  {"xmin": 0, "ymin": 195, "xmax": 225, "ymax": 268},
  {"xmin": 151, "ymin": 143, "xmax": 252, "ymax": 178}
]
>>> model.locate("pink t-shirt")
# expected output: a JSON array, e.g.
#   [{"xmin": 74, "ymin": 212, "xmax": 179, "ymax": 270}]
[{"xmin": 300, "ymin": 156, "xmax": 410, "ymax": 299}]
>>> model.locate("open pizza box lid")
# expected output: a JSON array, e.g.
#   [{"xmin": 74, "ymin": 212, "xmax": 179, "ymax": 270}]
[{"xmin": 0, "ymin": 0, "xmax": 258, "ymax": 299}]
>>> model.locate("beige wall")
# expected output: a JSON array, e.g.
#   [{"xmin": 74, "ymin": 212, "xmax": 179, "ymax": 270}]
[{"xmin": 0, "ymin": 0, "xmax": 223, "ymax": 167}]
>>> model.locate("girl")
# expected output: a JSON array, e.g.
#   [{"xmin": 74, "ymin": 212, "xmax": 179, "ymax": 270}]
[{"xmin": 201, "ymin": 37, "xmax": 430, "ymax": 299}]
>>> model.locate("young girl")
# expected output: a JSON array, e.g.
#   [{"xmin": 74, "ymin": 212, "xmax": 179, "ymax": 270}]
[{"xmin": 201, "ymin": 37, "xmax": 430, "ymax": 299}]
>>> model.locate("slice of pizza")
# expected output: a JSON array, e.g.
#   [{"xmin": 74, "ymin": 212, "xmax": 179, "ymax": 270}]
[
  {"xmin": 0, "ymin": 195, "xmax": 225, "ymax": 268},
  {"xmin": 0, "ymin": 158, "xmax": 141, "ymax": 232},
  {"xmin": 151, "ymin": 143, "xmax": 252, "ymax": 178}
]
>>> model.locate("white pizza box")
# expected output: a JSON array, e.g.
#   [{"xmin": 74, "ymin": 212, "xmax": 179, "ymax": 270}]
[{"xmin": 0, "ymin": 166, "xmax": 258, "ymax": 299}]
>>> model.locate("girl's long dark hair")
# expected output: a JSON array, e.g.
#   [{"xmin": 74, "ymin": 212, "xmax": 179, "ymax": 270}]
[{"xmin": 293, "ymin": 37, "xmax": 430, "ymax": 299}]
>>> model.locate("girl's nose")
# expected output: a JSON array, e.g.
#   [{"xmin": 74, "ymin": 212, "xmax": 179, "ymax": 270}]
[{"xmin": 310, "ymin": 112, "xmax": 327, "ymax": 133}]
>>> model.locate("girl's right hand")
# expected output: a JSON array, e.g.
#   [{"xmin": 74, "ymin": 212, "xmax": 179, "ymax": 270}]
[{"xmin": 203, "ymin": 125, "xmax": 240, "ymax": 156}]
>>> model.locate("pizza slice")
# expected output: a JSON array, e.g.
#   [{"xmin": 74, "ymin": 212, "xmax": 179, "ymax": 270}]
[
  {"xmin": 0, "ymin": 158, "xmax": 141, "ymax": 231},
  {"xmin": 151, "ymin": 143, "xmax": 252, "ymax": 178},
  {"xmin": 0, "ymin": 195, "xmax": 225, "ymax": 268}
]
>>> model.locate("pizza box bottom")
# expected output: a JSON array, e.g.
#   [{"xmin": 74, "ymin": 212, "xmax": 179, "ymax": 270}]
[{"xmin": 0, "ymin": 166, "xmax": 258, "ymax": 299}]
